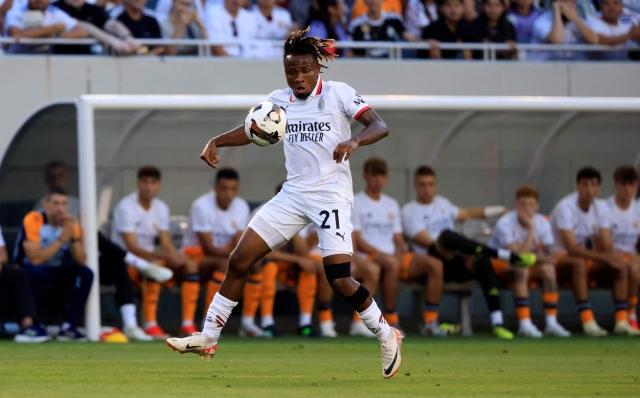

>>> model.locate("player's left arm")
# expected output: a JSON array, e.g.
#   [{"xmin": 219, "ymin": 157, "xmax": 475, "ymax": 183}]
[
  {"xmin": 333, "ymin": 109, "xmax": 388, "ymax": 163},
  {"xmin": 393, "ymin": 232, "xmax": 405, "ymax": 262},
  {"xmin": 456, "ymin": 206, "xmax": 507, "ymax": 222}
]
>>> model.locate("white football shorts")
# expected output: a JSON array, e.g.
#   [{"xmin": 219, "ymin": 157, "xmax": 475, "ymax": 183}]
[{"xmin": 248, "ymin": 191, "xmax": 353, "ymax": 258}]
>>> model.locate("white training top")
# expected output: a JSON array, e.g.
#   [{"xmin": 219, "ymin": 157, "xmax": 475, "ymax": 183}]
[
  {"xmin": 529, "ymin": 11, "xmax": 583, "ymax": 60},
  {"xmin": 488, "ymin": 210, "xmax": 554, "ymax": 252},
  {"xmin": 252, "ymin": 5, "xmax": 292, "ymax": 40},
  {"xmin": 267, "ymin": 79, "xmax": 370, "ymax": 203},
  {"xmin": 0, "ymin": 226, "xmax": 5, "ymax": 248},
  {"xmin": 549, "ymin": 192, "xmax": 611, "ymax": 253},
  {"xmin": 181, "ymin": 191, "xmax": 250, "ymax": 249},
  {"xmin": 299, "ymin": 223, "xmax": 321, "ymax": 256},
  {"xmin": 351, "ymin": 191, "xmax": 402, "ymax": 256},
  {"xmin": 605, "ymin": 196, "xmax": 640, "ymax": 253},
  {"xmin": 206, "ymin": 4, "xmax": 258, "ymax": 57},
  {"xmin": 404, "ymin": 0, "xmax": 437, "ymax": 37},
  {"xmin": 401, "ymin": 195, "xmax": 460, "ymax": 255},
  {"xmin": 111, "ymin": 192, "xmax": 170, "ymax": 252},
  {"xmin": 4, "ymin": 4, "xmax": 77, "ymax": 35}
]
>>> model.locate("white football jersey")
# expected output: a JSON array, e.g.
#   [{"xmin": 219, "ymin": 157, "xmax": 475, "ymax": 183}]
[
  {"xmin": 488, "ymin": 210, "xmax": 554, "ymax": 252},
  {"xmin": 111, "ymin": 192, "xmax": 170, "ymax": 252},
  {"xmin": 401, "ymin": 195, "xmax": 460, "ymax": 255},
  {"xmin": 181, "ymin": 191, "xmax": 250, "ymax": 249},
  {"xmin": 252, "ymin": 5, "xmax": 293, "ymax": 56},
  {"xmin": 606, "ymin": 196, "xmax": 640, "ymax": 253},
  {"xmin": 550, "ymin": 192, "xmax": 611, "ymax": 253},
  {"xmin": 267, "ymin": 79, "xmax": 371, "ymax": 203},
  {"xmin": 298, "ymin": 223, "xmax": 321, "ymax": 256},
  {"xmin": 352, "ymin": 191, "xmax": 402, "ymax": 256}
]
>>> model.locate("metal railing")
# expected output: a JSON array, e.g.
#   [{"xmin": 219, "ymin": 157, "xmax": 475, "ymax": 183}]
[{"xmin": 1, "ymin": 37, "xmax": 639, "ymax": 60}]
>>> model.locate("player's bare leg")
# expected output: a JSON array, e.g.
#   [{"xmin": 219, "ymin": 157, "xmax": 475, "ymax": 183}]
[
  {"xmin": 323, "ymin": 253, "xmax": 403, "ymax": 378},
  {"xmin": 166, "ymin": 227, "xmax": 271, "ymax": 359},
  {"xmin": 350, "ymin": 256, "xmax": 381, "ymax": 337},
  {"xmin": 315, "ymin": 260, "xmax": 337, "ymax": 337},
  {"xmin": 628, "ymin": 255, "xmax": 640, "ymax": 329},
  {"xmin": 529, "ymin": 261, "xmax": 570, "ymax": 336},
  {"xmin": 510, "ymin": 267, "xmax": 542, "ymax": 338},
  {"xmin": 371, "ymin": 254, "xmax": 401, "ymax": 328},
  {"xmin": 591, "ymin": 260, "xmax": 638, "ymax": 336},
  {"xmin": 406, "ymin": 255, "xmax": 446, "ymax": 336}
]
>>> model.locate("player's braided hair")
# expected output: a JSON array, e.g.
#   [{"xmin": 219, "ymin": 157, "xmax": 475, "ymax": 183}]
[{"xmin": 284, "ymin": 27, "xmax": 337, "ymax": 69}]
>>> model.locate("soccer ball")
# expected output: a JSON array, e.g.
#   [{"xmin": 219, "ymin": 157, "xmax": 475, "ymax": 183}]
[{"xmin": 244, "ymin": 102, "xmax": 287, "ymax": 146}]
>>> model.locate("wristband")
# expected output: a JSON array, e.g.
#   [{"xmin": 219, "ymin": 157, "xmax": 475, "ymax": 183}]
[{"xmin": 484, "ymin": 205, "xmax": 506, "ymax": 217}]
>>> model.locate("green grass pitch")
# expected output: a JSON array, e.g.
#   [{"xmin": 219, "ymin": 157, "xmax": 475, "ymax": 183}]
[{"xmin": 1, "ymin": 336, "xmax": 639, "ymax": 397}]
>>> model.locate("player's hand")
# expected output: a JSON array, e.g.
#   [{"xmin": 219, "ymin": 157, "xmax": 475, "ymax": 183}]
[
  {"xmin": 333, "ymin": 138, "xmax": 359, "ymax": 163},
  {"xmin": 559, "ymin": 3, "xmax": 579, "ymax": 22},
  {"xmin": 200, "ymin": 138, "xmax": 221, "ymax": 168},
  {"xmin": 604, "ymin": 251, "xmax": 625, "ymax": 270},
  {"xmin": 516, "ymin": 209, "xmax": 533, "ymax": 230},
  {"xmin": 59, "ymin": 216, "xmax": 76, "ymax": 243}
]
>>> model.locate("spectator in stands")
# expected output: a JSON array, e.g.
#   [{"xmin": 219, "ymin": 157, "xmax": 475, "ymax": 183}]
[
  {"xmin": 418, "ymin": 0, "xmax": 475, "ymax": 59},
  {"xmin": 110, "ymin": 0, "xmax": 165, "ymax": 55},
  {"xmin": 585, "ymin": 0, "xmax": 640, "ymax": 60},
  {"xmin": 488, "ymin": 185, "xmax": 571, "ymax": 338},
  {"xmin": 111, "ymin": 165, "xmax": 199, "ymax": 339},
  {"xmin": 529, "ymin": 0, "xmax": 598, "ymax": 61},
  {"xmin": 404, "ymin": 0, "xmax": 438, "ymax": 37},
  {"xmin": 4, "ymin": 0, "xmax": 88, "ymax": 54},
  {"xmin": 0, "ymin": 227, "xmax": 51, "ymax": 343},
  {"xmin": 350, "ymin": 0, "xmax": 417, "ymax": 58},
  {"xmin": 288, "ymin": 0, "xmax": 312, "ymax": 27},
  {"xmin": 16, "ymin": 187, "xmax": 93, "ymax": 341},
  {"xmin": 351, "ymin": 0, "xmax": 402, "ymax": 19},
  {"xmin": 155, "ymin": 0, "xmax": 205, "ymax": 30},
  {"xmin": 162, "ymin": 0, "xmax": 207, "ymax": 55},
  {"xmin": 549, "ymin": 167, "xmax": 639, "ymax": 336},
  {"xmin": 206, "ymin": 0, "xmax": 258, "ymax": 57},
  {"xmin": 253, "ymin": 0, "xmax": 296, "ymax": 58},
  {"xmin": 54, "ymin": 0, "xmax": 141, "ymax": 54},
  {"xmin": 507, "ymin": 0, "xmax": 542, "ymax": 43},
  {"xmin": 471, "ymin": 0, "xmax": 517, "ymax": 59},
  {"xmin": 605, "ymin": 166, "xmax": 640, "ymax": 330},
  {"xmin": 307, "ymin": 0, "xmax": 350, "ymax": 57},
  {"xmin": 36, "ymin": 160, "xmax": 79, "ymax": 217},
  {"xmin": 1, "ymin": 0, "xmax": 14, "ymax": 34}
]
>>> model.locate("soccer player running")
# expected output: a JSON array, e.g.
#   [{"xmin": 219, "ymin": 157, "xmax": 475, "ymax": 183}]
[
  {"xmin": 605, "ymin": 166, "xmax": 640, "ymax": 331},
  {"xmin": 401, "ymin": 166, "xmax": 536, "ymax": 339},
  {"xmin": 488, "ymin": 185, "xmax": 570, "ymax": 338},
  {"xmin": 167, "ymin": 28, "xmax": 403, "ymax": 378},
  {"xmin": 550, "ymin": 167, "xmax": 637, "ymax": 336}
]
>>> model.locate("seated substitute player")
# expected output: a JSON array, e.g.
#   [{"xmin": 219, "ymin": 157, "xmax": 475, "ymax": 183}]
[
  {"xmin": 550, "ymin": 166, "xmax": 638, "ymax": 337},
  {"xmin": 488, "ymin": 185, "xmax": 570, "ymax": 338},
  {"xmin": 167, "ymin": 28, "xmax": 404, "ymax": 379},
  {"xmin": 606, "ymin": 166, "xmax": 640, "ymax": 330},
  {"xmin": 180, "ymin": 168, "xmax": 254, "ymax": 335},
  {"xmin": 112, "ymin": 166, "xmax": 200, "ymax": 339},
  {"xmin": 352, "ymin": 157, "xmax": 446, "ymax": 337},
  {"xmin": 16, "ymin": 187, "xmax": 94, "ymax": 341},
  {"xmin": 402, "ymin": 166, "xmax": 536, "ymax": 339}
]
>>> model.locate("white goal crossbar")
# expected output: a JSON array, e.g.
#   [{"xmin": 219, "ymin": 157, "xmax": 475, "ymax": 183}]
[{"xmin": 77, "ymin": 94, "xmax": 640, "ymax": 341}]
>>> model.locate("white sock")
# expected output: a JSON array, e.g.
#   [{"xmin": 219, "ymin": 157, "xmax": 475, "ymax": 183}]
[
  {"xmin": 357, "ymin": 301, "xmax": 391, "ymax": 340},
  {"xmin": 299, "ymin": 313, "xmax": 312, "ymax": 327},
  {"xmin": 261, "ymin": 315, "xmax": 274, "ymax": 329},
  {"xmin": 241, "ymin": 316, "xmax": 255, "ymax": 328},
  {"xmin": 181, "ymin": 320, "xmax": 194, "ymax": 327},
  {"xmin": 497, "ymin": 249, "xmax": 511, "ymax": 262},
  {"xmin": 519, "ymin": 318, "xmax": 533, "ymax": 329},
  {"xmin": 203, "ymin": 293, "xmax": 237, "ymax": 340},
  {"xmin": 490, "ymin": 311, "xmax": 504, "ymax": 327},
  {"xmin": 120, "ymin": 304, "xmax": 137, "ymax": 330},
  {"xmin": 144, "ymin": 321, "xmax": 157, "ymax": 329},
  {"xmin": 545, "ymin": 314, "xmax": 558, "ymax": 327},
  {"xmin": 125, "ymin": 252, "xmax": 150, "ymax": 272}
]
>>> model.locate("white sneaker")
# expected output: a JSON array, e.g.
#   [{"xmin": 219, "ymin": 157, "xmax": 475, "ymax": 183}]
[
  {"xmin": 614, "ymin": 321, "xmax": 640, "ymax": 336},
  {"xmin": 583, "ymin": 320, "xmax": 608, "ymax": 337},
  {"xmin": 319, "ymin": 321, "xmax": 338, "ymax": 338},
  {"xmin": 380, "ymin": 327, "xmax": 403, "ymax": 379},
  {"xmin": 544, "ymin": 322, "xmax": 571, "ymax": 337},
  {"xmin": 349, "ymin": 321, "xmax": 376, "ymax": 338},
  {"xmin": 124, "ymin": 326, "xmax": 153, "ymax": 341},
  {"xmin": 142, "ymin": 263, "xmax": 173, "ymax": 283},
  {"xmin": 238, "ymin": 322, "xmax": 267, "ymax": 338},
  {"xmin": 166, "ymin": 332, "xmax": 217, "ymax": 360},
  {"xmin": 517, "ymin": 323, "xmax": 543, "ymax": 338}
]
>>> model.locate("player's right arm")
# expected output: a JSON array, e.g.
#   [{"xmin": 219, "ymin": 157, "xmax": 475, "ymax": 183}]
[
  {"xmin": 196, "ymin": 232, "xmax": 234, "ymax": 258},
  {"xmin": 22, "ymin": 213, "xmax": 74, "ymax": 265},
  {"xmin": 559, "ymin": 229, "xmax": 623, "ymax": 267},
  {"xmin": 121, "ymin": 232, "xmax": 165, "ymax": 262},
  {"xmin": 200, "ymin": 125, "xmax": 251, "ymax": 169}
]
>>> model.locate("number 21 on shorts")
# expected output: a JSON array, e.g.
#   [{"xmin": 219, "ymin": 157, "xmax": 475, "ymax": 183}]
[{"xmin": 319, "ymin": 209, "xmax": 340, "ymax": 229}]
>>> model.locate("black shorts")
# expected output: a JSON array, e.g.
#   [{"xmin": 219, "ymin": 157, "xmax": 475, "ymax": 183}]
[{"xmin": 428, "ymin": 245, "xmax": 475, "ymax": 283}]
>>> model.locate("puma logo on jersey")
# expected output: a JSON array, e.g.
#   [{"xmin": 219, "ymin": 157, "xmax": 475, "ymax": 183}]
[{"xmin": 336, "ymin": 232, "xmax": 345, "ymax": 241}]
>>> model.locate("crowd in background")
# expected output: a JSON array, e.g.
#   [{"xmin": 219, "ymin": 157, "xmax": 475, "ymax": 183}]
[
  {"xmin": 0, "ymin": 0, "xmax": 639, "ymax": 59},
  {"xmin": 1, "ymin": 158, "xmax": 640, "ymax": 343}
]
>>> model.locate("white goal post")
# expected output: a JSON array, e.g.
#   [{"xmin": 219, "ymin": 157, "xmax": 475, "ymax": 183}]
[{"xmin": 76, "ymin": 94, "xmax": 640, "ymax": 341}]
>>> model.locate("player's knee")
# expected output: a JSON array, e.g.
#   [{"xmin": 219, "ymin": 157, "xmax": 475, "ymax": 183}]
[
  {"xmin": 424, "ymin": 256, "xmax": 443, "ymax": 278},
  {"xmin": 184, "ymin": 259, "xmax": 199, "ymax": 274},
  {"xmin": 228, "ymin": 250, "xmax": 252, "ymax": 275},
  {"xmin": 514, "ymin": 267, "xmax": 529, "ymax": 284},
  {"xmin": 330, "ymin": 277, "xmax": 352, "ymax": 294},
  {"xmin": 540, "ymin": 263, "xmax": 556, "ymax": 283}
]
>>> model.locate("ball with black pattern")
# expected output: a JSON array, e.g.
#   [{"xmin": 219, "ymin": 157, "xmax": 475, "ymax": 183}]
[{"xmin": 244, "ymin": 102, "xmax": 288, "ymax": 147}]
